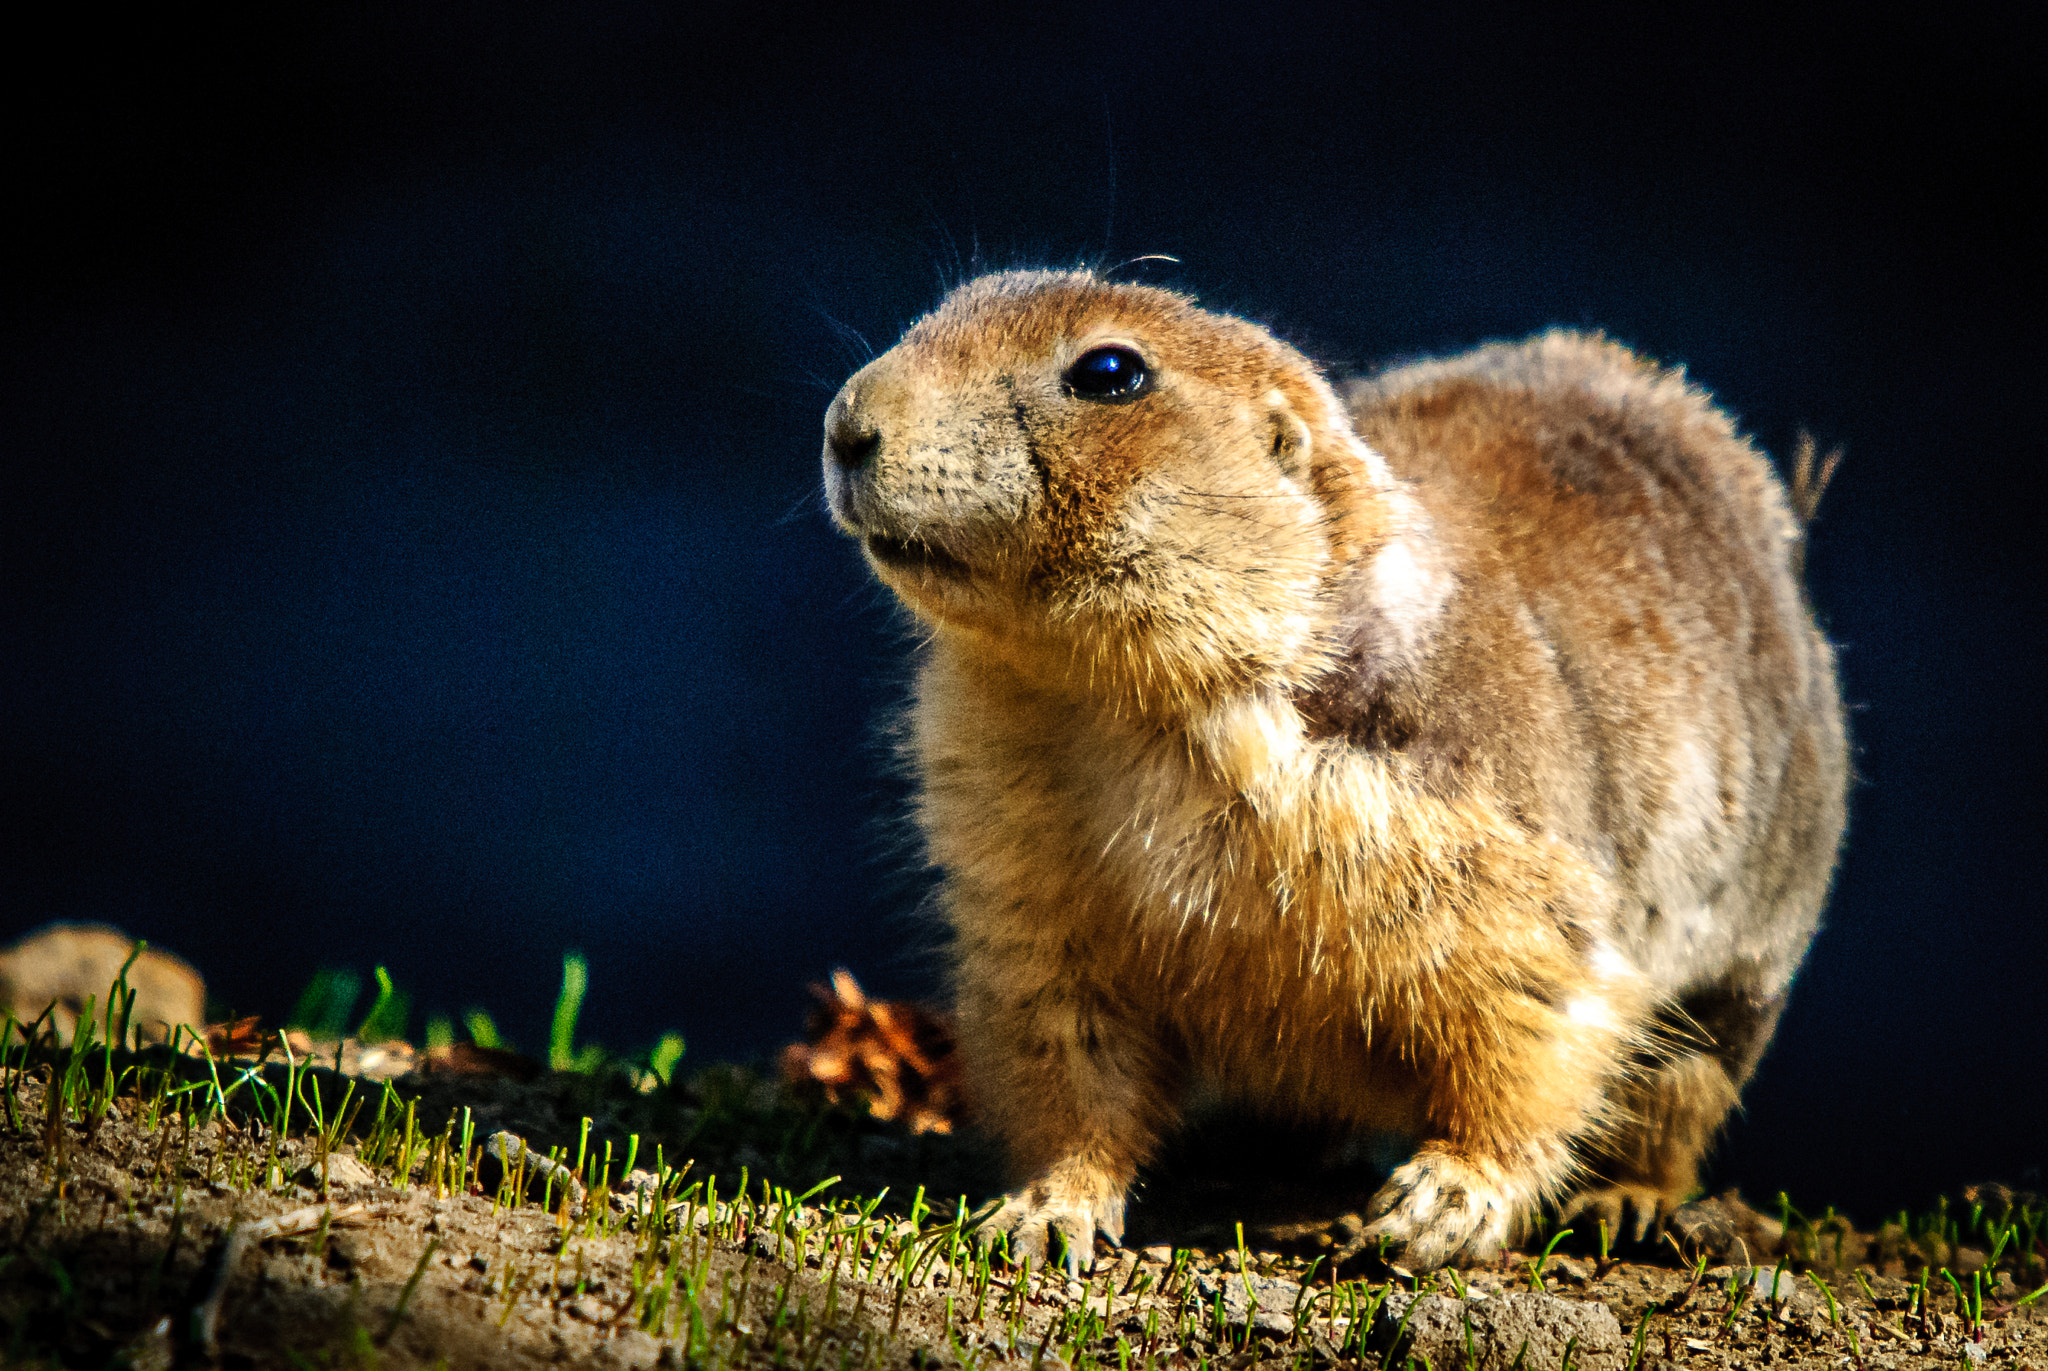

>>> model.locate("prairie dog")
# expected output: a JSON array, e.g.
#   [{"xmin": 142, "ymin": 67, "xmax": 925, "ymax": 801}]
[{"xmin": 821, "ymin": 271, "xmax": 1847, "ymax": 1271}]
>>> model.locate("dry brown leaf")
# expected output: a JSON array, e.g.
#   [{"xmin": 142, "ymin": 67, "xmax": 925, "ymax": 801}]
[
  {"xmin": 422, "ymin": 1040, "xmax": 544, "ymax": 1081},
  {"xmin": 781, "ymin": 968, "xmax": 963, "ymax": 1134},
  {"xmin": 206, "ymin": 1015, "xmax": 273, "ymax": 1058}
]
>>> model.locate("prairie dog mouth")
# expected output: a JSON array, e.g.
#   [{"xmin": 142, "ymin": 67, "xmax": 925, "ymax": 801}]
[{"xmin": 864, "ymin": 532, "xmax": 971, "ymax": 579}]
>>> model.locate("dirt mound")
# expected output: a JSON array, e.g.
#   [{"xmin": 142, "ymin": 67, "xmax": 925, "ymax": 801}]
[{"xmin": 2, "ymin": 1045, "xmax": 2042, "ymax": 1369}]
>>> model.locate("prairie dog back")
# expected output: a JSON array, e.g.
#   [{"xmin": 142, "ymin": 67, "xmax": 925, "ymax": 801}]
[{"xmin": 822, "ymin": 271, "xmax": 1846, "ymax": 1270}]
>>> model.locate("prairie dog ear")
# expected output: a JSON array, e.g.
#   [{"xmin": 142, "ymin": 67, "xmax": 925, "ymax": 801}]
[{"xmin": 1266, "ymin": 390, "xmax": 1313, "ymax": 482}]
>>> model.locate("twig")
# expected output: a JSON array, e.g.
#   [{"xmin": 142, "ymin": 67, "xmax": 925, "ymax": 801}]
[{"xmin": 189, "ymin": 1225, "xmax": 250, "ymax": 1357}]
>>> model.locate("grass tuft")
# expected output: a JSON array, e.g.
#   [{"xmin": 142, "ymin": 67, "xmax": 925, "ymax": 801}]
[
  {"xmin": 288, "ymin": 967, "xmax": 364, "ymax": 1041},
  {"xmin": 356, "ymin": 966, "xmax": 408, "ymax": 1043},
  {"xmin": 549, "ymin": 951, "xmax": 589, "ymax": 1072}
]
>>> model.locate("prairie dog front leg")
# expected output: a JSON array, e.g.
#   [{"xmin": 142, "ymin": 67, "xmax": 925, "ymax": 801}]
[
  {"xmin": 955, "ymin": 920, "xmax": 1180, "ymax": 1273},
  {"xmin": 1359, "ymin": 946, "xmax": 1643, "ymax": 1269}
]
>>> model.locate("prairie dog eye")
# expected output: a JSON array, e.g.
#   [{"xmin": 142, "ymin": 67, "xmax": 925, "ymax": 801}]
[{"xmin": 1064, "ymin": 345, "xmax": 1150, "ymax": 402}]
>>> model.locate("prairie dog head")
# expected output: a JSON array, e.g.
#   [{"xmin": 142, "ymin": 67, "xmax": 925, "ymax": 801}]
[{"xmin": 823, "ymin": 271, "xmax": 1423, "ymax": 715}]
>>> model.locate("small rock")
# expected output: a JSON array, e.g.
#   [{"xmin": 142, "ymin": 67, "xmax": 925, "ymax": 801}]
[
  {"xmin": 1750, "ymin": 1263, "xmax": 1803, "ymax": 1315},
  {"xmin": 419, "ymin": 1040, "xmax": 543, "ymax": 1080},
  {"xmin": 1140, "ymin": 1245, "xmax": 1174, "ymax": 1264},
  {"xmin": 595, "ymin": 1328, "xmax": 663, "ymax": 1368},
  {"xmin": 480, "ymin": 1131, "xmax": 587, "ymax": 1211},
  {"xmin": 750, "ymin": 1228, "xmax": 803, "ymax": 1263},
  {"xmin": 1374, "ymin": 1291, "xmax": 1627, "ymax": 1371},
  {"xmin": 1546, "ymin": 1254, "xmax": 1591, "ymax": 1283},
  {"xmin": 566, "ymin": 1294, "xmax": 612, "ymax": 1323},
  {"xmin": 295, "ymin": 1154, "xmax": 379, "ymax": 1189},
  {"xmin": 347, "ymin": 1040, "xmax": 418, "ymax": 1079},
  {"xmin": 0, "ymin": 923, "xmax": 206, "ymax": 1045},
  {"xmin": 611, "ymin": 1169, "xmax": 698, "ymax": 1217},
  {"xmin": 1193, "ymin": 1270, "xmax": 1304, "ymax": 1337},
  {"xmin": 1666, "ymin": 1192, "xmax": 1783, "ymax": 1262}
]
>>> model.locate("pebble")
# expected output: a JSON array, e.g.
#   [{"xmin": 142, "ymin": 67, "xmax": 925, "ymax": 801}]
[
  {"xmin": 292, "ymin": 1154, "xmax": 377, "ymax": 1189},
  {"xmin": 565, "ymin": 1295, "xmax": 611, "ymax": 1323},
  {"xmin": 593, "ymin": 1328, "xmax": 662, "ymax": 1368}
]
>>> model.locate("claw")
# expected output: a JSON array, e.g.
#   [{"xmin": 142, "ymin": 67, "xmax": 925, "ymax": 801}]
[
  {"xmin": 1558, "ymin": 1185, "xmax": 1677, "ymax": 1247},
  {"xmin": 972, "ymin": 1176, "xmax": 1125, "ymax": 1277},
  {"xmin": 1357, "ymin": 1150, "xmax": 1520, "ymax": 1271}
]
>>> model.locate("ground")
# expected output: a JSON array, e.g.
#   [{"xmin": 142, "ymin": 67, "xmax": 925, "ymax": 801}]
[{"xmin": 1, "ymin": 1042, "xmax": 2042, "ymax": 1370}]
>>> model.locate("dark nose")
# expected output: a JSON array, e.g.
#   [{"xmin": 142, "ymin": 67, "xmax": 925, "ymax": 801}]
[{"xmin": 827, "ymin": 417, "xmax": 881, "ymax": 472}]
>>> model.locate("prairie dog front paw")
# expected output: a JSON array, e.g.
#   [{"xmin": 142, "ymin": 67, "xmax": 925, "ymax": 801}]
[
  {"xmin": 977, "ymin": 1163, "xmax": 1128, "ymax": 1276},
  {"xmin": 1360, "ymin": 1149, "xmax": 1535, "ymax": 1270}
]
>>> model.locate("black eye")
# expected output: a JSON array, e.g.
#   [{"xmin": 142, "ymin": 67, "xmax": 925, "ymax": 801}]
[{"xmin": 1063, "ymin": 345, "xmax": 1150, "ymax": 402}]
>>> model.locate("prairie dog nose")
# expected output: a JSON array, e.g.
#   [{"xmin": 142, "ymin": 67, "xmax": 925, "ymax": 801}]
[{"xmin": 826, "ymin": 409, "xmax": 880, "ymax": 472}]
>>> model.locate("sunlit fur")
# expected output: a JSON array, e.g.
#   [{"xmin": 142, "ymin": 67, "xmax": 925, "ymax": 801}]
[{"xmin": 821, "ymin": 272, "xmax": 1848, "ymax": 1271}]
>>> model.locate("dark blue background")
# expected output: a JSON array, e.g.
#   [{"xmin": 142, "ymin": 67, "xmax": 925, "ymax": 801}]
[{"xmin": 4, "ymin": 3, "xmax": 2041, "ymax": 1222}]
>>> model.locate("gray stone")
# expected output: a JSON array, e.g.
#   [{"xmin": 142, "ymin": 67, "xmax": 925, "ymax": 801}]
[
  {"xmin": 1193, "ymin": 1270, "xmax": 1305, "ymax": 1337},
  {"xmin": 1373, "ymin": 1290, "xmax": 1628, "ymax": 1371}
]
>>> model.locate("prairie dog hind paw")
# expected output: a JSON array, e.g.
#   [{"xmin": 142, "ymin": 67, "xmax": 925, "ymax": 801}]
[
  {"xmin": 1359, "ymin": 1149, "xmax": 1530, "ymax": 1270},
  {"xmin": 975, "ymin": 1172, "xmax": 1128, "ymax": 1276},
  {"xmin": 1558, "ymin": 1183, "xmax": 1684, "ymax": 1246}
]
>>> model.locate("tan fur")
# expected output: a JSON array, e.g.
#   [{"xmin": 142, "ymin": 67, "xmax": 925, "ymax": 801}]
[{"xmin": 821, "ymin": 272, "xmax": 1848, "ymax": 1270}]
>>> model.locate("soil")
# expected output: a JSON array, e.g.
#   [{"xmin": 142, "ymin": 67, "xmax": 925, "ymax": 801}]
[{"xmin": 2, "ymin": 1055, "xmax": 2042, "ymax": 1370}]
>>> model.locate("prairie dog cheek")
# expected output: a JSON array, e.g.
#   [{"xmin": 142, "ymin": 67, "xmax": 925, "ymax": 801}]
[{"xmin": 1128, "ymin": 466, "xmax": 1332, "ymax": 661}]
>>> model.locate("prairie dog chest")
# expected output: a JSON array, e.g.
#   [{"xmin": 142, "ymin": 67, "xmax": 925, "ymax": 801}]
[
  {"xmin": 914, "ymin": 649, "xmax": 1430, "ymax": 984},
  {"xmin": 916, "ymin": 648, "xmax": 1483, "ymax": 1121},
  {"xmin": 913, "ymin": 651, "xmax": 1235, "ymax": 924}
]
